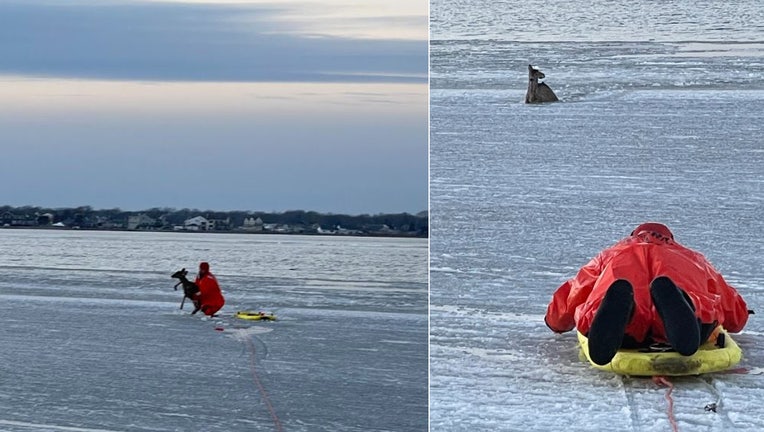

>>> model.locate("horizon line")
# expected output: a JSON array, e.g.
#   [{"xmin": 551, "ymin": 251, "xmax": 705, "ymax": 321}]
[{"xmin": 0, "ymin": 204, "xmax": 428, "ymax": 217}]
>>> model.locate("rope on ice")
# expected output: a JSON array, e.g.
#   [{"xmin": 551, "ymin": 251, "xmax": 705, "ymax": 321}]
[
  {"xmin": 245, "ymin": 337, "xmax": 284, "ymax": 432},
  {"xmin": 652, "ymin": 375, "xmax": 678, "ymax": 432}
]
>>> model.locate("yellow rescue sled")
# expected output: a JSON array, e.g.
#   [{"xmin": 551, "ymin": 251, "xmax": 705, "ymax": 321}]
[
  {"xmin": 578, "ymin": 327, "xmax": 742, "ymax": 376},
  {"xmin": 235, "ymin": 311, "xmax": 277, "ymax": 321}
]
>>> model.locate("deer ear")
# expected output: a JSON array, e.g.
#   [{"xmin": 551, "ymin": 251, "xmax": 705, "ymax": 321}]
[{"xmin": 181, "ymin": 268, "xmax": 185, "ymax": 272}]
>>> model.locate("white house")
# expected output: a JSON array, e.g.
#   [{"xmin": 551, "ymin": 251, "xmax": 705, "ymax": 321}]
[
  {"xmin": 184, "ymin": 216, "xmax": 211, "ymax": 231},
  {"xmin": 241, "ymin": 216, "xmax": 264, "ymax": 231},
  {"xmin": 127, "ymin": 214, "xmax": 156, "ymax": 230}
]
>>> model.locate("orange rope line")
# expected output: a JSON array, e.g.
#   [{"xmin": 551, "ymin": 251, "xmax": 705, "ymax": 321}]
[
  {"xmin": 245, "ymin": 337, "xmax": 284, "ymax": 432},
  {"xmin": 652, "ymin": 376, "xmax": 678, "ymax": 432}
]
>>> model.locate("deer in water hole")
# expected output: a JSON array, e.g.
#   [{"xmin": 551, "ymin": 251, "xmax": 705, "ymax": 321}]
[{"xmin": 525, "ymin": 64, "xmax": 558, "ymax": 103}]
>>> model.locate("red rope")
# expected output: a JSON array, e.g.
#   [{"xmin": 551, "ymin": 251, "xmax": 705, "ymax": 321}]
[
  {"xmin": 652, "ymin": 376, "xmax": 679, "ymax": 432},
  {"xmin": 245, "ymin": 337, "xmax": 284, "ymax": 432}
]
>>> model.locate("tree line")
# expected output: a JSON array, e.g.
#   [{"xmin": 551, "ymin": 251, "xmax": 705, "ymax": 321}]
[{"xmin": 0, "ymin": 205, "xmax": 428, "ymax": 237}]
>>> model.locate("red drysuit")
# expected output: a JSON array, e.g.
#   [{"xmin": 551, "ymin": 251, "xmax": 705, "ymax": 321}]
[
  {"xmin": 545, "ymin": 223, "xmax": 748, "ymax": 344},
  {"xmin": 195, "ymin": 263, "xmax": 225, "ymax": 316}
]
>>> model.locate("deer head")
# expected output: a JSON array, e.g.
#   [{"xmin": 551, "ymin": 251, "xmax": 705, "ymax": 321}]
[
  {"xmin": 528, "ymin": 64, "xmax": 545, "ymax": 80},
  {"xmin": 171, "ymin": 268, "xmax": 188, "ymax": 290}
]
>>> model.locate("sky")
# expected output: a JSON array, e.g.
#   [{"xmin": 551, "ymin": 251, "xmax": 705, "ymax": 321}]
[{"xmin": 0, "ymin": 0, "xmax": 428, "ymax": 215}]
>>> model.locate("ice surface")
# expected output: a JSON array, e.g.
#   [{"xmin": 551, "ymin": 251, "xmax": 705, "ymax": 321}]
[
  {"xmin": 0, "ymin": 232, "xmax": 427, "ymax": 431},
  {"xmin": 430, "ymin": 0, "xmax": 764, "ymax": 429}
]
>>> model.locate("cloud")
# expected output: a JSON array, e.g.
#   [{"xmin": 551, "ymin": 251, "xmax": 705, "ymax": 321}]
[
  {"xmin": 0, "ymin": 1, "xmax": 428, "ymax": 214},
  {"xmin": 0, "ymin": 0, "xmax": 427, "ymax": 83},
  {"xmin": 0, "ymin": 78, "xmax": 427, "ymax": 214}
]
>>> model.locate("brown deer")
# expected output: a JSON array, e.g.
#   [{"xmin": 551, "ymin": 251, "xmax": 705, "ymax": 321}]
[
  {"xmin": 171, "ymin": 268, "xmax": 201, "ymax": 314},
  {"xmin": 525, "ymin": 64, "xmax": 558, "ymax": 103}
]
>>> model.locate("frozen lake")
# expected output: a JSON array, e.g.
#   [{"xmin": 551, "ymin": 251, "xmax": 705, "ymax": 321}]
[
  {"xmin": 430, "ymin": 0, "xmax": 764, "ymax": 430},
  {"xmin": 0, "ymin": 230, "xmax": 428, "ymax": 431}
]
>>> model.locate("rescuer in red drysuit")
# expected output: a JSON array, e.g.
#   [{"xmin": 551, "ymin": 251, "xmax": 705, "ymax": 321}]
[
  {"xmin": 194, "ymin": 262, "xmax": 225, "ymax": 317},
  {"xmin": 545, "ymin": 222, "xmax": 750, "ymax": 366}
]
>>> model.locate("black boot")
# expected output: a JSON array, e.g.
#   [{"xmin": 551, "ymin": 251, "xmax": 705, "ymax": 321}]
[
  {"xmin": 588, "ymin": 280, "xmax": 634, "ymax": 365},
  {"xmin": 650, "ymin": 276, "xmax": 700, "ymax": 356}
]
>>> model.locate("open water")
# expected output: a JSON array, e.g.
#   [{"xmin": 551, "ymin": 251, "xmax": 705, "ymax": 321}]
[
  {"xmin": 430, "ymin": 0, "xmax": 763, "ymax": 430},
  {"xmin": 0, "ymin": 230, "xmax": 427, "ymax": 431}
]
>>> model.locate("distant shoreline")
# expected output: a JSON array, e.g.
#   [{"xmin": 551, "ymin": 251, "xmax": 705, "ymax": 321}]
[
  {"xmin": 0, "ymin": 224, "xmax": 428, "ymax": 239},
  {"xmin": 0, "ymin": 206, "xmax": 428, "ymax": 238}
]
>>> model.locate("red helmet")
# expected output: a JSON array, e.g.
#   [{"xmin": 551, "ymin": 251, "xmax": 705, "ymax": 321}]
[
  {"xmin": 199, "ymin": 262, "xmax": 210, "ymax": 272},
  {"xmin": 631, "ymin": 222, "xmax": 673, "ymax": 239}
]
